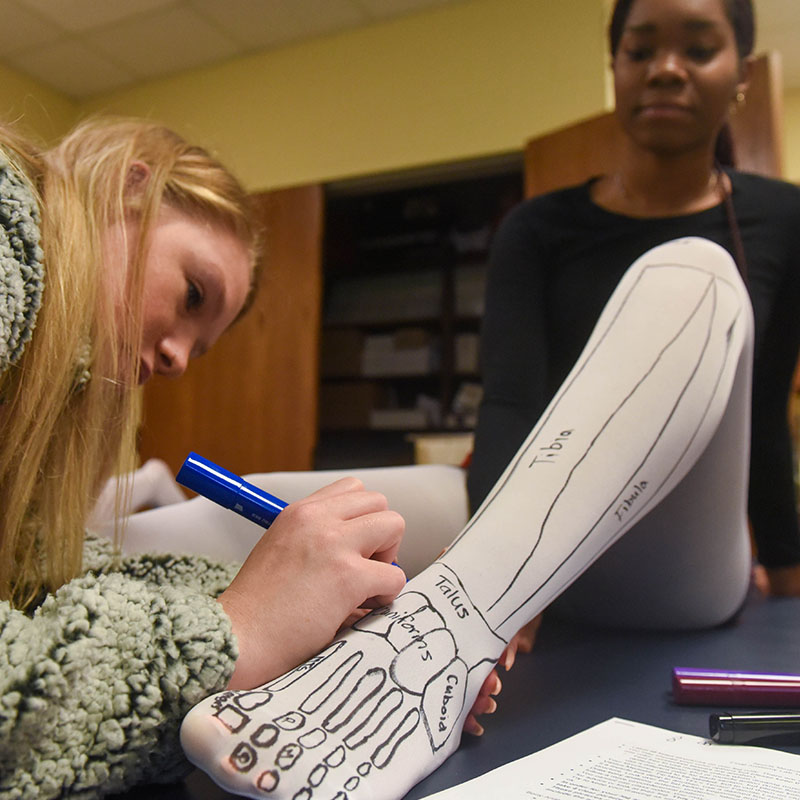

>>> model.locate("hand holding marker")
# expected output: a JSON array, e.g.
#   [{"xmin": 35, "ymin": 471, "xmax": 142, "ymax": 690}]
[{"xmin": 176, "ymin": 452, "xmax": 402, "ymax": 571}]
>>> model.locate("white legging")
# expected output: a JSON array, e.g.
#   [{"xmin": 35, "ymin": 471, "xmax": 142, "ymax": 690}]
[
  {"xmin": 180, "ymin": 237, "xmax": 755, "ymax": 800},
  {"xmin": 441, "ymin": 236, "xmax": 753, "ymax": 635}
]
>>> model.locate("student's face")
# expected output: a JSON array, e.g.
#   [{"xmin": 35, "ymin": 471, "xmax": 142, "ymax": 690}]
[
  {"xmin": 104, "ymin": 206, "xmax": 252, "ymax": 385},
  {"xmin": 612, "ymin": 0, "xmax": 750, "ymax": 157}
]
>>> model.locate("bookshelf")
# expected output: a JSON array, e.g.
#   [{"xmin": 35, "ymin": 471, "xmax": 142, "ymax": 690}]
[{"xmin": 316, "ymin": 162, "xmax": 522, "ymax": 468}]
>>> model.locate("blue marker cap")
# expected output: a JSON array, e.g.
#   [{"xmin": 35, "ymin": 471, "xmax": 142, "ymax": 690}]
[{"xmin": 177, "ymin": 452, "xmax": 287, "ymax": 529}]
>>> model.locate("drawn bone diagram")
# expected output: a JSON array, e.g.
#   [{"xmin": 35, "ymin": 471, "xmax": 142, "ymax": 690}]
[
  {"xmin": 184, "ymin": 569, "xmax": 504, "ymax": 799},
  {"xmin": 181, "ymin": 239, "xmax": 749, "ymax": 800},
  {"xmin": 445, "ymin": 252, "xmax": 746, "ymax": 637}
]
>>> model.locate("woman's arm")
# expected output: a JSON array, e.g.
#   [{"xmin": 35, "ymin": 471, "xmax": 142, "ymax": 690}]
[
  {"xmin": 748, "ymin": 213, "xmax": 800, "ymax": 584},
  {"xmin": 468, "ymin": 201, "xmax": 551, "ymax": 511}
]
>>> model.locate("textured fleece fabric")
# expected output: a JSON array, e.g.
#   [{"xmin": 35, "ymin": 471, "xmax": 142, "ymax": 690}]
[
  {"xmin": 0, "ymin": 148, "xmax": 43, "ymax": 374},
  {"xmin": 0, "ymin": 536, "xmax": 239, "ymax": 799}
]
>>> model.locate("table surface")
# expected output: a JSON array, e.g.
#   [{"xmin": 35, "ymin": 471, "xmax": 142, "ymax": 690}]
[{"xmin": 112, "ymin": 590, "xmax": 800, "ymax": 800}]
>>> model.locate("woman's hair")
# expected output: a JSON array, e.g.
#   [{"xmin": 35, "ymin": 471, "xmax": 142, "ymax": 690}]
[
  {"xmin": 607, "ymin": 0, "xmax": 756, "ymax": 166},
  {"xmin": 0, "ymin": 117, "xmax": 258, "ymax": 609}
]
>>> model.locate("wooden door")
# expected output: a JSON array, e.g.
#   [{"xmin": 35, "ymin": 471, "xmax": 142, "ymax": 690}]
[
  {"xmin": 138, "ymin": 184, "xmax": 324, "ymax": 476},
  {"xmin": 525, "ymin": 52, "xmax": 783, "ymax": 198}
]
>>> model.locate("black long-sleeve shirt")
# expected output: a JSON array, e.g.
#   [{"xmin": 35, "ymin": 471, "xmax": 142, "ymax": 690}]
[{"xmin": 468, "ymin": 170, "xmax": 800, "ymax": 567}]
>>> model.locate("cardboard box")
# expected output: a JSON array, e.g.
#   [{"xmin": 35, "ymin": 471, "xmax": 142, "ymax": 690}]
[
  {"xmin": 361, "ymin": 328, "xmax": 439, "ymax": 376},
  {"xmin": 408, "ymin": 432, "xmax": 474, "ymax": 465},
  {"xmin": 455, "ymin": 333, "xmax": 480, "ymax": 373}
]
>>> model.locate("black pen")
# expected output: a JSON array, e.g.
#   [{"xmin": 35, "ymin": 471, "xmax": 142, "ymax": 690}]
[{"xmin": 710, "ymin": 712, "xmax": 800, "ymax": 745}]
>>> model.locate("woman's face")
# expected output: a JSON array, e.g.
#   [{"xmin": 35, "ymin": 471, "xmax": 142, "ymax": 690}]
[
  {"xmin": 612, "ymin": 0, "xmax": 750, "ymax": 157},
  {"xmin": 105, "ymin": 205, "xmax": 252, "ymax": 385}
]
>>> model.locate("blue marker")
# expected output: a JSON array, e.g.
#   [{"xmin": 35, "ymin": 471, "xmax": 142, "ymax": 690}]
[
  {"xmin": 177, "ymin": 452, "xmax": 404, "ymax": 574},
  {"xmin": 177, "ymin": 452, "xmax": 287, "ymax": 529}
]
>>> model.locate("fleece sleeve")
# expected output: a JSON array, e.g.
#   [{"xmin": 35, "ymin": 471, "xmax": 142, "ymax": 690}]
[{"xmin": 0, "ymin": 543, "xmax": 239, "ymax": 799}]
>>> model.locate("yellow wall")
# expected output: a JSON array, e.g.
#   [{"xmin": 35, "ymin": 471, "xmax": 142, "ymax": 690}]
[
  {"xmin": 0, "ymin": 63, "xmax": 77, "ymax": 143},
  {"xmin": 0, "ymin": 64, "xmax": 79, "ymax": 142},
  {"xmin": 784, "ymin": 89, "xmax": 800, "ymax": 183},
  {"xmin": 79, "ymin": 0, "xmax": 609, "ymax": 191}
]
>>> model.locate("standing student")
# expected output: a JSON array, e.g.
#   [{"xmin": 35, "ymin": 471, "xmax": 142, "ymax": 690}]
[{"xmin": 469, "ymin": 0, "xmax": 800, "ymax": 608}]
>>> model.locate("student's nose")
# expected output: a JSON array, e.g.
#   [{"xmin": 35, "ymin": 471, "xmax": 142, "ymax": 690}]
[{"xmin": 156, "ymin": 336, "xmax": 190, "ymax": 378}]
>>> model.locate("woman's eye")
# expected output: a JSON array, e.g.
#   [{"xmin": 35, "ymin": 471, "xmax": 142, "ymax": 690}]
[
  {"xmin": 625, "ymin": 47, "xmax": 652, "ymax": 62},
  {"xmin": 687, "ymin": 45, "xmax": 716, "ymax": 62},
  {"xmin": 186, "ymin": 279, "xmax": 203, "ymax": 311}
]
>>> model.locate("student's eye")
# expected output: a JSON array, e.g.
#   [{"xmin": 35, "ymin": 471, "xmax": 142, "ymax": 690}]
[{"xmin": 186, "ymin": 279, "xmax": 204, "ymax": 311}]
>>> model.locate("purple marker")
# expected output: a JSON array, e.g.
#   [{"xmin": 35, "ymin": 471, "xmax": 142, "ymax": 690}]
[{"xmin": 673, "ymin": 667, "xmax": 800, "ymax": 706}]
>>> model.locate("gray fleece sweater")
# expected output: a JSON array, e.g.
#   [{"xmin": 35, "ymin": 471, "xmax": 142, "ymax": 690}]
[{"xmin": 0, "ymin": 536, "xmax": 239, "ymax": 799}]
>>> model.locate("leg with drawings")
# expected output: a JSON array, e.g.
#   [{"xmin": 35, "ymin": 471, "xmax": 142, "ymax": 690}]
[{"xmin": 181, "ymin": 237, "xmax": 753, "ymax": 799}]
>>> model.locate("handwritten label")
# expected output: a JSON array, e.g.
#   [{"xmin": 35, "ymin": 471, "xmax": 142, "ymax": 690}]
[
  {"xmin": 438, "ymin": 674, "xmax": 460, "ymax": 732},
  {"xmin": 529, "ymin": 429, "xmax": 574, "ymax": 466},
  {"xmin": 435, "ymin": 575, "xmax": 470, "ymax": 619},
  {"xmin": 614, "ymin": 481, "xmax": 648, "ymax": 522}
]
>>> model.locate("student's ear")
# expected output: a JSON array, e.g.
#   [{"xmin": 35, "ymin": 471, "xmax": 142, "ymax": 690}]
[{"xmin": 124, "ymin": 161, "xmax": 151, "ymax": 194}]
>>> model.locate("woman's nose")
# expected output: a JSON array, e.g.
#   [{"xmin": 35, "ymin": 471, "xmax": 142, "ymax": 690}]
[
  {"xmin": 648, "ymin": 50, "xmax": 687, "ymax": 84},
  {"xmin": 156, "ymin": 338, "xmax": 190, "ymax": 378}
]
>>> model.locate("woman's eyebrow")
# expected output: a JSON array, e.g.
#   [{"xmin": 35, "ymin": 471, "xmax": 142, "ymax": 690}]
[{"xmin": 625, "ymin": 19, "xmax": 719, "ymax": 36}]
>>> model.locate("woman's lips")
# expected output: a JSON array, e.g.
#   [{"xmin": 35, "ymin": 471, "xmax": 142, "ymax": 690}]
[{"xmin": 637, "ymin": 102, "xmax": 693, "ymax": 119}]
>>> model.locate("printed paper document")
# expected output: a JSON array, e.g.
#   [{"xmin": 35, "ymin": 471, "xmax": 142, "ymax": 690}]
[{"xmin": 420, "ymin": 717, "xmax": 800, "ymax": 799}]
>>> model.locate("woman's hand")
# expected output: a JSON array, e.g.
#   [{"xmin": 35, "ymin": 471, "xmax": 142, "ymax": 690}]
[
  {"xmin": 462, "ymin": 614, "xmax": 543, "ymax": 735},
  {"xmin": 753, "ymin": 563, "xmax": 800, "ymax": 597},
  {"xmin": 219, "ymin": 477, "xmax": 406, "ymax": 690}
]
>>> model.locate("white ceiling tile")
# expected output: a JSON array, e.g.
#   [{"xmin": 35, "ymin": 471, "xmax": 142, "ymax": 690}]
[
  {"xmin": 16, "ymin": 0, "xmax": 176, "ymax": 32},
  {"xmin": 0, "ymin": 0, "xmax": 64, "ymax": 55},
  {"xmin": 84, "ymin": 4, "xmax": 240, "ymax": 79},
  {"xmin": 190, "ymin": 0, "xmax": 367, "ymax": 50},
  {"xmin": 4, "ymin": 39, "xmax": 136, "ymax": 98}
]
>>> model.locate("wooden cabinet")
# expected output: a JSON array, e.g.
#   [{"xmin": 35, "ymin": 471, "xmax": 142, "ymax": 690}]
[
  {"xmin": 316, "ymin": 168, "xmax": 522, "ymax": 468},
  {"xmin": 138, "ymin": 184, "xmax": 324, "ymax": 477}
]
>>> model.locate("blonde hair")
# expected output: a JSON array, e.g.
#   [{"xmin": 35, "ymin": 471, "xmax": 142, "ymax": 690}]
[{"xmin": 0, "ymin": 117, "xmax": 257, "ymax": 609}]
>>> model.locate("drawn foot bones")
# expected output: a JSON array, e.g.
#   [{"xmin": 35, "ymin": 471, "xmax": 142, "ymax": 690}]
[
  {"xmin": 181, "ymin": 238, "xmax": 753, "ymax": 799},
  {"xmin": 182, "ymin": 566, "xmax": 506, "ymax": 799}
]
